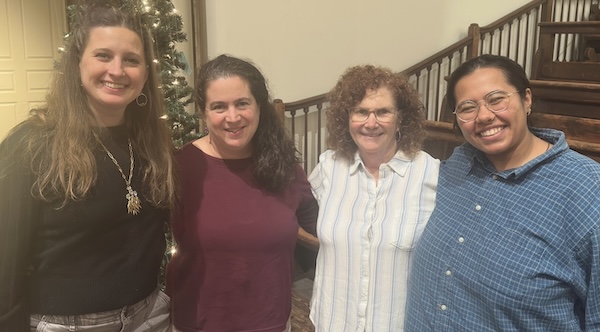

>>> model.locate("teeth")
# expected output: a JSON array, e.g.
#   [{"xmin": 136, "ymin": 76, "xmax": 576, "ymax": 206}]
[
  {"xmin": 480, "ymin": 127, "xmax": 502, "ymax": 137},
  {"xmin": 104, "ymin": 82, "xmax": 125, "ymax": 89}
]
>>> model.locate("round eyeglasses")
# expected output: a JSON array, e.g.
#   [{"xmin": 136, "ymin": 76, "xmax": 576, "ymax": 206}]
[
  {"xmin": 348, "ymin": 107, "xmax": 397, "ymax": 123},
  {"xmin": 453, "ymin": 91, "xmax": 519, "ymax": 122}
]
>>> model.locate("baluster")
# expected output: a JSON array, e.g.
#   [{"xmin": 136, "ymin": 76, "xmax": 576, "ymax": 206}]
[
  {"xmin": 498, "ymin": 26, "xmax": 504, "ymax": 55},
  {"xmin": 435, "ymin": 61, "xmax": 442, "ymax": 121},
  {"xmin": 316, "ymin": 103, "xmax": 323, "ymax": 158},
  {"xmin": 303, "ymin": 107, "xmax": 309, "ymax": 171},
  {"xmin": 425, "ymin": 66, "xmax": 431, "ymax": 114},
  {"xmin": 290, "ymin": 109, "xmax": 297, "ymax": 146}
]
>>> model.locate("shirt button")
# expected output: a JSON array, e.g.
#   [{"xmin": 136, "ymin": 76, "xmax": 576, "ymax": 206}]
[
  {"xmin": 458, "ymin": 237, "xmax": 465, "ymax": 243},
  {"xmin": 492, "ymin": 174, "xmax": 498, "ymax": 180},
  {"xmin": 475, "ymin": 205, "xmax": 481, "ymax": 211},
  {"xmin": 445, "ymin": 270, "xmax": 452, "ymax": 276},
  {"xmin": 440, "ymin": 304, "xmax": 447, "ymax": 311}
]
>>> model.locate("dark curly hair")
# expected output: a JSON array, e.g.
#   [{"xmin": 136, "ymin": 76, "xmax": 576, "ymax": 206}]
[
  {"xmin": 195, "ymin": 54, "xmax": 300, "ymax": 193},
  {"xmin": 327, "ymin": 65, "xmax": 426, "ymax": 162}
]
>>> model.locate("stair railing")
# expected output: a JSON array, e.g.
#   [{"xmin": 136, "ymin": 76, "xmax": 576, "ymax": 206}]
[{"xmin": 276, "ymin": 0, "xmax": 598, "ymax": 173}]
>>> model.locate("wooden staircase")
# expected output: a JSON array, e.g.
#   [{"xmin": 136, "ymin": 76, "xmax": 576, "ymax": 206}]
[
  {"xmin": 281, "ymin": 2, "xmax": 600, "ymax": 329},
  {"xmin": 275, "ymin": 0, "xmax": 600, "ymax": 169}
]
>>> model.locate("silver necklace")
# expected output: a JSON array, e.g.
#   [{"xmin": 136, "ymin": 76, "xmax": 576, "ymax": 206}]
[{"xmin": 93, "ymin": 133, "xmax": 142, "ymax": 215}]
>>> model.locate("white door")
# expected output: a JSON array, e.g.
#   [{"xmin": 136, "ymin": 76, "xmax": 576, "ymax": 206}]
[{"xmin": 0, "ymin": 0, "xmax": 66, "ymax": 140}]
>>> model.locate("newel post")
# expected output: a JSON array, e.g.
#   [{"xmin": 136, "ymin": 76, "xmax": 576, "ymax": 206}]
[{"xmin": 467, "ymin": 23, "xmax": 481, "ymax": 59}]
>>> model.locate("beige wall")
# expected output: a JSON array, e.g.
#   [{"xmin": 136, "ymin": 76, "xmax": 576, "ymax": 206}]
[
  {"xmin": 0, "ymin": 0, "xmax": 531, "ymax": 139},
  {"xmin": 204, "ymin": 0, "xmax": 530, "ymax": 102}
]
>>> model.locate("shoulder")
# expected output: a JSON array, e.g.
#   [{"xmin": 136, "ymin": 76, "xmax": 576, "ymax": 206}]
[
  {"xmin": 176, "ymin": 139, "xmax": 204, "ymax": 159},
  {"xmin": 0, "ymin": 121, "xmax": 38, "ymax": 167},
  {"xmin": 547, "ymin": 150, "xmax": 600, "ymax": 191},
  {"xmin": 412, "ymin": 150, "xmax": 441, "ymax": 167}
]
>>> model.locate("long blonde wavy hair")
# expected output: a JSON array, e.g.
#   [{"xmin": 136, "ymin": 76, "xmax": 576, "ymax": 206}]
[{"xmin": 4, "ymin": 3, "xmax": 177, "ymax": 209}]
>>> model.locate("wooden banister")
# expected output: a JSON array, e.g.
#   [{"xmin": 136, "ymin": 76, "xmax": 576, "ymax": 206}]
[{"xmin": 277, "ymin": 0, "xmax": 600, "ymax": 172}]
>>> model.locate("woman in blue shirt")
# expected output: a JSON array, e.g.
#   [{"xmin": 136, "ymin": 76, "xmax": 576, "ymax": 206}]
[{"xmin": 405, "ymin": 54, "xmax": 600, "ymax": 331}]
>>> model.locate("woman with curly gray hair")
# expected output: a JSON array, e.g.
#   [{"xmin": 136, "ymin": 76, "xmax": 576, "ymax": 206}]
[{"xmin": 308, "ymin": 64, "xmax": 439, "ymax": 331}]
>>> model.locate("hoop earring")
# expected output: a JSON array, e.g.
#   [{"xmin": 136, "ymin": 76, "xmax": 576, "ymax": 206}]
[
  {"xmin": 136, "ymin": 93, "xmax": 148, "ymax": 107},
  {"xmin": 396, "ymin": 129, "xmax": 402, "ymax": 143}
]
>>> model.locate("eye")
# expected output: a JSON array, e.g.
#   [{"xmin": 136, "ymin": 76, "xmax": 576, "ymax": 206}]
[
  {"xmin": 209, "ymin": 104, "xmax": 227, "ymax": 113},
  {"xmin": 354, "ymin": 109, "xmax": 369, "ymax": 116},
  {"xmin": 457, "ymin": 102, "xmax": 477, "ymax": 113},
  {"xmin": 487, "ymin": 95, "xmax": 507, "ymax": 105},
  {"xmin": 95, "ymin": 53, "xmax": 110, "ymax": 61},
  {"xmin": 236, "ymin": 101, "xmax": 251, "ymax": 109},
  {"xmin": 124, "ymin": 57, "xmax": 142, "ymax": 66},
  {"xmin": 376, "ymin": 109, "xmax": 393, "ymax": 116}
]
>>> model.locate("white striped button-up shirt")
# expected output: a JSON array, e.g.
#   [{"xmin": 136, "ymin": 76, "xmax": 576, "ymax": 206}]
[{"xmin": 308, "ymin": 149, "xmax": 439, "ymax": 332}]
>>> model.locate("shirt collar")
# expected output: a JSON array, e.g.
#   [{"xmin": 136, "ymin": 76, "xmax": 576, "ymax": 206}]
[
  {"xmin": 466, "ymin": 127, "xmax": 568, "ymax": 179},
  {"xmin": 349, "ymin": 150, "xmax": 413, "ymax": 177}
]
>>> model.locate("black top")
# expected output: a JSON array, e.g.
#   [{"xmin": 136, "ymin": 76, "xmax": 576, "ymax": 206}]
[{"xmin": 0, "ymin": 124, "xmax": 168, "ymax": 331}]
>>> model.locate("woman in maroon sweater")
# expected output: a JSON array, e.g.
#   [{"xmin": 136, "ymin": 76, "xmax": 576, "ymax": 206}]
[{"xmin": 167, "ymin": 55, "xmax": 318, "ymax": 332}]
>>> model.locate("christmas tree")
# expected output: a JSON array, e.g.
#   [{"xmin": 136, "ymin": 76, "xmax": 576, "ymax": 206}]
[
  {"xmin": 144, "ymin": 0, "xmax": 201, "ymax": 148},
  {"xmin": 66, "ymin": 0, "xmax": 201, "ymax": 288}
]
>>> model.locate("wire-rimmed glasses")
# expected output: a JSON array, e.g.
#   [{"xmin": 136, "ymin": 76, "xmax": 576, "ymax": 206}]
[
  {"xmin": 348, "ymin": 107, "xmax": 397, "ymax": 123},
  {"xmin": 453, "ymin": 91, "xmax": 519, "ymax": 122}
]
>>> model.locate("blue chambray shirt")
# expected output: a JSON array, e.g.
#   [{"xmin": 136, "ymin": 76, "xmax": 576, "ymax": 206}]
[{"xmin": 405, "ymin": 128, "xmax": 600, "ymax": 331}]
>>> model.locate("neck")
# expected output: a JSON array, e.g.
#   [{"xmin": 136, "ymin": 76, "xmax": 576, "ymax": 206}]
[
  {"xmin": 487, "ymin": 133, "xmax": 549, "ymax": 172},
  {"xmin": 360, "ymin": 149, "xmax": 396, "ymax": 181},
  {"xmin": 198, "ymin": 135, "xmax": 252, "ymax": 159}
]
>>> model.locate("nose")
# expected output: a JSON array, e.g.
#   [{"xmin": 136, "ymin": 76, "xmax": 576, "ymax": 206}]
[
  {"xmin": 475, "ymin": 102, "xmax": 496, "ymax": 122},
  {"xmin": 108, "ymin": 59, "xmax": 125, "ymax": 76},
  {"xmin": 363, "ymin": 112, "xmax": 379, "ymax": 127},
  {"xmin": 224, "ymin": 106, "xmax": 241, "ymax": 121}
]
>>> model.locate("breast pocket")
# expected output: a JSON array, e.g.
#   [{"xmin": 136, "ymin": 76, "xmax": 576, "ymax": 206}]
[{"xmin": 390, "ymin": 209, "xmax": 431, "ymax": 251}]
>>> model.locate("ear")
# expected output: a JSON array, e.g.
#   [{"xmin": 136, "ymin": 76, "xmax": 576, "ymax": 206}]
[{"xmin": 524, "ymin": 88, "xmax": 532, "ymax": 110}]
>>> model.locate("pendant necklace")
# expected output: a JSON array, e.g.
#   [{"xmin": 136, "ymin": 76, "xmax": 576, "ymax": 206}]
[{"xmin": 93, "ymin": 132, "xmax": 142, "ymax": 215}]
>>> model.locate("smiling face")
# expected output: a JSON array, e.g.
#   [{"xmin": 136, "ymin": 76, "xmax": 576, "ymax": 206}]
[
  {"xmin": 454, "ymin": 67, "xmax": 532, "ymax": 166},
  {"xmin": 79, "ymin": 26, "xmax": 147, "ymax": 126},
  {"xmin": 349, "ymin": 87, "xmax": 399, "ymax": 165},
  {"xmin": 203, "ymin": 76, "xmax": 260, "ymax": 159}
]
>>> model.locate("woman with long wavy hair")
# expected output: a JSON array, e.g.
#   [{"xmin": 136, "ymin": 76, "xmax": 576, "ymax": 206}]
[
  {"xmin": 0, "ymin": 2, "xmax": 176, "ymax": 331},
  {"xmin": 167, "ymin": 54, "xmax": 318, "ymax": 332}
]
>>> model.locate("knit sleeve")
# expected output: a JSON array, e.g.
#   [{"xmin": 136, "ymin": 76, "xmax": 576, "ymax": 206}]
[{"xmin": 0, "ymin": 127, "xmax": 38, "ymax": 331}]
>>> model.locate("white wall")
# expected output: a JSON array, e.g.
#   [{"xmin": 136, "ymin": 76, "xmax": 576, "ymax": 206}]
[{"xmin": 204, "ymin": 0, "xmax": 529, "ymax": 102}]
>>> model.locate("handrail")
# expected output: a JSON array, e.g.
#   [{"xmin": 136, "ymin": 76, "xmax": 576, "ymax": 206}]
[
  {"xmin": 276, "ymin": 0, "xmax": 600, "ymax": 174},
  {"xmin": 401, "ymin": 37, "xmax": 475, "ymax": 77},
  {"xmin": 279, "ymin": 93, "xmax": 327, "ymax": 111},
  {"xmin": 479, "ymin": 0, "xmax": 550, "ymax": 34}
]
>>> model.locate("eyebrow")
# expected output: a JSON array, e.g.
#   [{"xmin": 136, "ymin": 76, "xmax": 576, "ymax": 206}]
[
  {"xmin": 354, "ymin": 107, "xmax": 396, "ymax": 111},
  {"xmin": 458, "ymin": 89, "xmax": 505, "ymax": 103},
  {"xmin": 207, "ymin": 97, "xmax": 253, "ymax": 107}
]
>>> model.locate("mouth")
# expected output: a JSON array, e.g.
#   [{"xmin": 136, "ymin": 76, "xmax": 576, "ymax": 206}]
[
  {"xmin": 479, "ymin": 126, "xmax": 505, "ymax": 137},
  {"xmin": 225, "ymin": 127, "xmax": 244, "ymax": 135},
  {"xmin": 104, "ymin": 81, "xmax": 126, "ymax": 89},
  {"xmin": 362, "ymin": 132, "xmax": 382, "ymax": 138}
]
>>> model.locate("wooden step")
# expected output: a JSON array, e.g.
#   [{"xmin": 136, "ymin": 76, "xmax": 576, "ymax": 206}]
[{"xmin": 530, "ymin": 79, "xmax": 600, "ymax": 120}]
